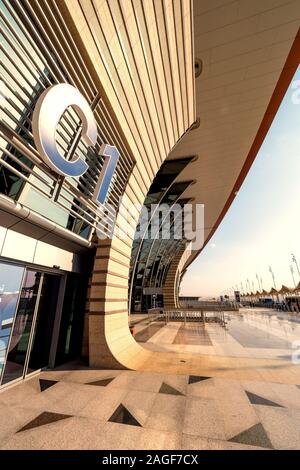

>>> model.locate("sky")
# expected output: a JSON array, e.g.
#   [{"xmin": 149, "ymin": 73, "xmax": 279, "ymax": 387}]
[{"xmin": 181, "ymin": 66, "xmax": 300, "ymax": 299}]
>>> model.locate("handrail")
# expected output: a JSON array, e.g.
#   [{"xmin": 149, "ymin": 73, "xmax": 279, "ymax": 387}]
[{"xmin": 150, "ymin": 308, "xmax": 227, "ymax": 327}]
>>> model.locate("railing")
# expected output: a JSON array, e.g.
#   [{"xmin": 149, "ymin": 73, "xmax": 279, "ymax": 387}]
[{"xmin": 147, "ymin": 308, "xmax": 226, "ymax": 327}]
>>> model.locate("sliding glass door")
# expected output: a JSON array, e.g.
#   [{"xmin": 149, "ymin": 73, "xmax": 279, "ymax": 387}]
[
  {"xmin": 1, "ymin": 270, "xmax": 42, "ymax": 384},
  {"xmin": 0, "ymin": 262, "xmax": 25, "ymax": 383},
  {"xmin": 1, "ymin": 267, "xmax": 61, "ymax": 385},
  {"xmin": 27, "ymin": 273, "xmax": 60, "ymax": 374}
]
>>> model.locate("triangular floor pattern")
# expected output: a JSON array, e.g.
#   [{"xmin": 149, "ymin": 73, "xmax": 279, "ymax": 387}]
[
  {"xmin": 17, "ymin": 412, "xmax": 72, "ymax": 433},
  {"xmin": 229, "ymin": 423, "xmax": 273, "ymax": 449},
  {"xmin": 108, "ymin": 404, "xmax": 142, "ymax": 427},
  {"xmin": 159, "ymin": 382, "xmax": 184, "ymax": 396},
  {"xmin": 188, "ymin": 376, "xmax": 211, "ymax": 385},
  {"xmin": 39, "ymin": 379, "xmax": 58, "ymax": 392},
  {"xmin": 86, "ymin": 378, "xmax": 115, "ymax": 387},
  {"xmin": 246, "ymin": 391, "xmax": 283, "ymax": 407}
]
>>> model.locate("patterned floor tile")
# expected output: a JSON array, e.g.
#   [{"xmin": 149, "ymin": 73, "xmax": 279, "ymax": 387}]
[
  {"xmin": 86, "ymin": 378, "xmax": 115, "ymax": 387},
  {"xmin": 108, "ymin": 404, "xmax": 142, "ymax": 427},
  {"xmin": 159, "ymin": 382, "xmax": 184, "ymax": 396},
  {"xmin": 183, "ymin": 396, "xmax": 226, "ymax": 440},
  {"xmin": 17, "ymin": 411, "xmax": 72, "ymax": 433},
  {"xmin": 182, "ymin": 433, "xmax": 267, "ymax": 450},
  {"xmin": 39, "ymin": 379, "xmax": 58, "ymax": 392},
  {"xmin": 254, "ymin": 406, "xmax": 300, "ymax": 450},
  {"xmin": 229, "ymin": 423, "xmax": 273, "ymax": 449},
  {"xmin": 145, "ymin": 394, "xmax": 186, "ymax": 433},
  {"xmin": 245, "ymin": 391, "xmax": 283, "ymax": 408},
  {"xmin": 188, "ymin": 375, "xmax": 211, "ymax": 384}
]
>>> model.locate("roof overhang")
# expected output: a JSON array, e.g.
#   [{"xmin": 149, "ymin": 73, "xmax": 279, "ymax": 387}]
[{"xmin": 168, "ymin": 1, "xmax": 300, "ymax": 271}]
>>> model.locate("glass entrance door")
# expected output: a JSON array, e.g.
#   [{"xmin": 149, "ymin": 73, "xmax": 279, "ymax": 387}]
[
  {"xmin": 27, "ymin": 273, "xmax": 60, "ymax": 374},
  {"xmin": 1, "ymin": 270, "xmax": 61, "ymax": 385}
]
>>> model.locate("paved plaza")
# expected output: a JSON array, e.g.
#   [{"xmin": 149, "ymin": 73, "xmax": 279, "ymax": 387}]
[{"xmin": 0, "ymin": 309, "xmax": 299, "ymax": 450}]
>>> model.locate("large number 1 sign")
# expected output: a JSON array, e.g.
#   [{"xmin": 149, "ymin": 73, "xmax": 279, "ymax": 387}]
[{"xmin": 32, "ymin": 83, "xmax": 119, "ymax": 205}]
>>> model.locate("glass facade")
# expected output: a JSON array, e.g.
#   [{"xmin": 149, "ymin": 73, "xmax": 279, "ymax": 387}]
[
  {"xmin": 129, "ymin": 158, "xmax": 194, "ymax": 312},
  {"xmin": 1, "ymin": 0, "xmax": 134, "ymax": 241}
]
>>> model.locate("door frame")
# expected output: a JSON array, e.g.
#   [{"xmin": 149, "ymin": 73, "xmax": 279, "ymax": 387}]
[{"xmin": 0, "ymin": 259, "xmax": 67, "ymax": 389}]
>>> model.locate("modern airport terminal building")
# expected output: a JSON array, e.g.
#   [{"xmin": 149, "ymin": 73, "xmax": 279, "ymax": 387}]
[{"xmin": 1, "ymin": 0, "xmax": 300, "ymax": 417}]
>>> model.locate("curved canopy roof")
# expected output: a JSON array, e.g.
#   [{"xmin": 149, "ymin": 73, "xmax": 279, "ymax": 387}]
[{"xmin": 168, "ymin": 2, "xmax": 300, "ymax": 274}]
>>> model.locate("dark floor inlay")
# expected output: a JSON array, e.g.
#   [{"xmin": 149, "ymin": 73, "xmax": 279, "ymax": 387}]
[
  {"xmin": 108, "ymin": 404, "xmax": 142, "ymax": 427},
  {"xmin": 246, "ymin": 391, "xmax": 283, "ymax": 408},
  {"xmin": 159, "ymin": 382, "xmax": 184, "ymax": 396},
  {"xmin": 17, "ymin": 411, "xmax": 72, "ymax": 433},
  {"xmin": 87, "ymin": 378, "xmax": 115, "ymax": 387},
  {"xmin": 188, "ymin": 375, "xmax": 211, "ymax": 384},
  {"xmin": 39, "ymin": 379, "xmax": 58, "ymax": 392},
  {"xmin": 229, "ymin": 423, "xmax": 273, "ymax": 449}
]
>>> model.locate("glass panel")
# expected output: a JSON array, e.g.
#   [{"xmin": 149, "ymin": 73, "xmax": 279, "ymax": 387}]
[
  {"xmin": 27, "ymin": 273, "xmax": 60, "ymax": 373},
  {"xmin": 0, "ymin": 262, "xmax": 25, "ymax": 383},
  {"xmin": 55, "ymin": 274, "xmax": 88, "ymax": 366},
  {"xmin": 1, "ymin": 270, "xmax": 41, "ymax": 385}
]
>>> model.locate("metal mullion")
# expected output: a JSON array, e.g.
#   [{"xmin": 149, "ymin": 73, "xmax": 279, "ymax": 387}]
[
  {"xmin": 2, "ymin": 0, "xmax": 60, "ymax": 87},
  {"xmin": 68, "ymin": 178, "xmax": 96, "ymax": 201},
  {"xmin": 0, "ymin": 126, "xmax": 44, "ymax": 165},
  {"xmin": 55, "ymin": 123, "xmax": 85, "ymax": 153},
  {"xmin": 23, "ymin": 271, "xmax": 44, "ymax": 379},
  {"xmin": 55, "ymin": 129, "xmax": 79, "ymax": 153},
  {"xmin": 0, "ymin": 6, "xmax": 53, "ymax": 90},
  {"xmin": 93, "ymin": 108, "xmax": 129, "ymax": 164},
  {"xmin": 100, "ymin": 102, "xmax": 134, "ymax": 167},
  {"xmin": 109, "ymin": 161, "xmax": 131, "ymax": 187},
  {"xmin": 105, "ymin": 170, "xmax": 127, "ymax": 196},
  {"xmin": 156, "ymin": 240, "xmax": 178, "ymax": 287},
  {"xmin": 1, "ymin": 43, "xmax": 41, "ymax": 96},
  {"xmin": 57, "ymin": 198, "xmax": 98, "ymax": 229},
  {"xmin": 59, "ymin": 189, "xmax": 116, "ymax": 229},
  {"xmin": 13, "ymin": 0, "xmax": 67, "ymax": 84},
  {"xmin": 42, "ymin": 0, "xmax": 95, "ymax": 99},
  {"xmin": 2, "ymin": 22, "xmax": 48, "ymax": 91},
  {"xmin": 149, "ymin": 239, "xmax": 165, "ymax": 287},
  {"xmin": 63, "ymin": 178, "xmax": 97, "ymax": 203},
  {"xmin": 24, "ymin": 0, "xmax": 83, "ymax": 98},
  {"xmin": 2, "ymin": 77, "xmax": 37, "ymax": 114},
  {"xmin": 94, "ymin": 106, "xmax": 133, "ymax": 173},
  {"xmin": 50, "ymin": 0, "xmax": 96, "ymax": 95},
  {"xmin": 1, "ymin": 62, "xmax": 33, "ymax": 102},
  {"xmin": 0, "ymin": 146, "xmax": 54, "ymax": 190},
  {"xmin": 2, "ymin": 107, "xmax": 35, "ymax": 142},
  {"xmin": 3, "ymin": 99, "xmax": 35, "ymax": 132},
  {"xmin": 75, "ymin": 167, "xmax": 121, "ymax": 207},
  {"xmin": 57, "ymin": 197, "xmax": 111, "ymax": 234},
  {"xmin": 104, "ymin": 184, "xmax": 121, "ymax": 207},
  {"xmin": 57, "ymin": 191, "xmax": 112, "ymax": 228},
  {"xmin": 0, "ymin": 158, "xmax": 52, "ymax": 198},
  {"xmin": 56, "ymin": 112, "xmax": 86, "ymax": 144}
]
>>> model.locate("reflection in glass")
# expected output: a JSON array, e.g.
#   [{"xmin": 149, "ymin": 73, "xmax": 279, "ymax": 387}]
[
  {"xmin": 55, "ymin": 274, "xmax": 87, "ymax": 366},
  {"xmin": 1, "ymin": 271, "xmax": 41, "ymax": 384},
  {"xmin": 27, "ymin": 274, "xmax": 60, "ymax": 373},
  {"xmin": 0, "ymin": 262, "xmax": 25, "ymax": 383}
]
